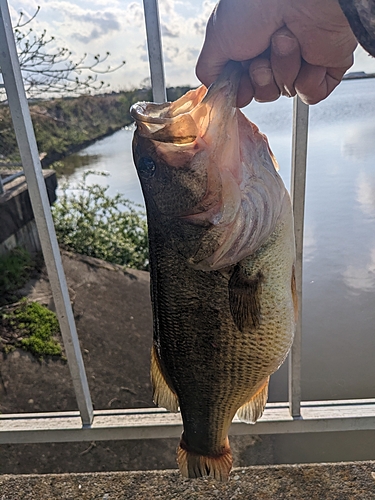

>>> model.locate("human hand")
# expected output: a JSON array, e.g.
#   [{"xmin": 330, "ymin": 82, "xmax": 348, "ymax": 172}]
[{"xmin": 196, "ymin": 0, "xmax": 357, "ymax": 106}]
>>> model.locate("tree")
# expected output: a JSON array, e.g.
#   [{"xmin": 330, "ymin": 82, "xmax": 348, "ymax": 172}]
[{"xmin": 0, "ymin": 7, "xmax": 125, "ymax": 101}]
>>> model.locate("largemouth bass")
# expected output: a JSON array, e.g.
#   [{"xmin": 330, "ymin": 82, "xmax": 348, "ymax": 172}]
[{"xmin": 131, "ymin": 62, "xmax": 297, "ymax": 481}]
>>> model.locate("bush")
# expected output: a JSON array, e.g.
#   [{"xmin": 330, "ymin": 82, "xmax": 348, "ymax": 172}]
[
  {"xmin": 52, "ymin": 173, "xmax": 149, "ymax": 270},
  {"xmin": 1, "ymin": 300, "xmax": 62, "ymax": 358}
]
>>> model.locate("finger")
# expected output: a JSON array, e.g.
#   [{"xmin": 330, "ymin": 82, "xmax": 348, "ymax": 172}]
[
  {"xmin": 270, "ymin": 27, "xmax": 301, "ymax": 97},
  {"xmin": 236, "ymin": 71, "xmax": 255, "ymax": 107},
  {"xmin": 294, "ymin": 60, "xmax": 349, "ymax": 105},
  {"xmin": 249, "ymin": 57, "xmax": 280, "ymax": 103},
  {"xmin": 196, "ymin": 11, "xmax": 228, "ymax": 88}
]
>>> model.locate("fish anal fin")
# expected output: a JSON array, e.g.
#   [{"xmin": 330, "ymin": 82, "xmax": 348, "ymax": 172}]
[
  {"xmin": 177, "ymin": 436, "xmax": 233, "ymax": 482},
  {"xmin": 236, "ymin": 377, "xmax": 270, "ymax": 424},
  {"xmin": 151, "ymin": 346, "xmax": 179, "ymax": 412},
  {"xmin": 228, "ymin": 265, "xmax": 263, "ymax": 332}
]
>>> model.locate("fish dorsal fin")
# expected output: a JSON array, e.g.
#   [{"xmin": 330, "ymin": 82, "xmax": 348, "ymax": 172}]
[
  {"xmin": 228, "ymin": 265, "xmax": 263, "ymax": 332},
  {"xmin": 236, "ymin": 377, "xmax": 270, "ymax": 424},
  {"xmin": 151, "ymin": 345, "xmax": 179, "ymax": 412}
]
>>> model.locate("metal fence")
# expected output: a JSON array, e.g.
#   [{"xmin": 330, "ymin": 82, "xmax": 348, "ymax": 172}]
[{"xmin": 1, "ymin": 0, "xmax": 375, "ymax": 445}]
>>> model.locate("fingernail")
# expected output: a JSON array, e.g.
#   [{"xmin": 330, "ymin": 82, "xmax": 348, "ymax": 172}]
[
  {"xmin": 251, "ymin": 67, "xmax": 273, "ymax": 87},
  {"xmin": 273, "ymin": 34, "xmax": 297, "ymax": 56}
]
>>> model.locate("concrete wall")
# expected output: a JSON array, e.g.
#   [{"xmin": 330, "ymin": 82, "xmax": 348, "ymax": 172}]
[{"xmin": 0, "ymin": 169, "xmax": 57, "ymax": 255}]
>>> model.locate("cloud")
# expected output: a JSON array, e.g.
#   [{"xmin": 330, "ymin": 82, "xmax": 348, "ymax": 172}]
[
  {"xmin": 159, "ymin": 0, "xmax": 175, "ymax": 16},
  {"xmin": 126, "ymin": 2, "xmax": 144, "ymax": 29},
  {"xmin": 138, "ymin": 43, "xmax": 149, "ymax": 63},
  {"xmin": 192, "ymin": 0, "xmax": 215, "ymax": 35},
  {"xmin": 163, "ymin": 44, "xmax": 179, "ymax": 63},
  {"xmin": 161, "ymin": 23, "xmax": 179, "ymax": 38},
  {"xmin": 185, "ymin": 47, "xmax": 199, "ymax": 62},
  {"xmin": 71, "ymin": 12, "xmax": 121, "ymax": 43}
]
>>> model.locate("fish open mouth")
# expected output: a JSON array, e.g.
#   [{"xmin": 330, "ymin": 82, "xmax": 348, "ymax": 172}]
[
  {"xmin": 130, "ymin": 62, "xmax": 242, "ymax": 146},
  {"xmin": 130, "ymin": 86, "xmax": 207, "ymax": 144}
]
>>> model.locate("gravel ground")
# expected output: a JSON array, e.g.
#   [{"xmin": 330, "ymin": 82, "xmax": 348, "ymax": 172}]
[{"xmin": 1, "ymin": 461, "xmax": 375, "ymax": 499}]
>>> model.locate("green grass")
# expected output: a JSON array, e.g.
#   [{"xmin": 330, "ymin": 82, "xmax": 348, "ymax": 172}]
[
  {"xmin": 1, "ymin": 300, "xmax": 63, "ymax": 358},
  {"xmin": 0, "ymin": 248, "xmax": 34, "ymax": 306}
]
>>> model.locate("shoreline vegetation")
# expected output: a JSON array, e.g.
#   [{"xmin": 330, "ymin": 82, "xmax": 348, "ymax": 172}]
[
  {"xmin": 0, "ymin": 86, "xmax": 191, "ymax": 169},
  {"xmin": 0, "ymin": 86, "xmax": 191, "ymax": 358}
]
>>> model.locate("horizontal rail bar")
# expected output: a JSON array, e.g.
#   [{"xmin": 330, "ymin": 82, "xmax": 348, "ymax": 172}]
[
  {"xmin": 1, "ymin": 170, "xmax": 24, "ymax": 185},
  {"xmin": 1, "ymin": 399, "xmax": 375, "ymax": 444}
]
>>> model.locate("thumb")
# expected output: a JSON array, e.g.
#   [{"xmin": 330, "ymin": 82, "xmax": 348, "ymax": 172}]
[{"xmin": 196, "ymin": 12, "xmax": 229, "ymax": 87}]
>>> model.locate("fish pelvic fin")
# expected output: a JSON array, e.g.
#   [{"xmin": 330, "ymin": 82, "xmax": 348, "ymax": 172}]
[
  {"xmin": 236, "ymin": 377, "xmax": 270, "ymax": 424},
  {"xmin": 151, "ymin": 346, "xmax": 179, "ymax": 412},
  {"xmin": 177, "ymin": 436, "xmax": 233, "ymax": 481}
]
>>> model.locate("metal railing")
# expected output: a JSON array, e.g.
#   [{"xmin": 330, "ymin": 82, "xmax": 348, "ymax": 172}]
[{"xmin": 1, "ymin": 0, "xmax": 375, "ymax": 445}]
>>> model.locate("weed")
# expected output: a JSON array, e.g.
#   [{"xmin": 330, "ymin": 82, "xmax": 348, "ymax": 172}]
[
  {"xmin": 0, "ymin": 248, "xmax": 34, "ymax": 306},
  {"xmin": 0, "ymin": 300, "xmax": 63, "ymax": 358}
]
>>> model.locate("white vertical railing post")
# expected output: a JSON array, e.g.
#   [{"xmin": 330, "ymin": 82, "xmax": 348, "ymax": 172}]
[
  {"xmin": 0, "ymin": 0, "xmax": 93, "ymax": 425},
  {"xmin": 143, "ymin": 0, "xmax": 167, "ymax": 103},
  {"xmin": 289, "ymin": 96, "xmax": 309, "ymax": 418}
]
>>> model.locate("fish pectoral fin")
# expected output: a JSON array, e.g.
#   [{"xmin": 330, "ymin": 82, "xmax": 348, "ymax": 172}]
[
  {"xmin": 236, "ymin": 377, "xmax": 270, "ymax": 424},
  {"xmin": 228, "ymin": 265, "xmax": 263, "ymax": 332},
  {"xmin": 151, "ymin": 345, "xmax": 179, "ymax": 412},
  {"xmin": 177, "ymin": 436, "xmax": 233, "ymax": 482}
]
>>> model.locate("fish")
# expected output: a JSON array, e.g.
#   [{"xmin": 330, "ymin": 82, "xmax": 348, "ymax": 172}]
[{"xmin": 130, "ymin": 62, "xmax": 297, "ymax": 482}]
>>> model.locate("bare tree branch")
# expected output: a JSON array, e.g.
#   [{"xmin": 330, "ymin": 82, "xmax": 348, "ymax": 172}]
[{"xmin": 0, "ymin": 7, "xmax": 125, "ymax": 101}]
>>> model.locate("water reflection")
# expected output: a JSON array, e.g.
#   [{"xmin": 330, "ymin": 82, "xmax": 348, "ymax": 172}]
[
  {"xmin": 302, "ymin": 224, "xmax": 317, "ymax": 263},
  {"xmin": 342, "ymin": 122, "xmax": 375, "ymax": 160},
  {"xmin": 342, "ymin": 246, "xmax": 375, "ymax": 293},
  {"xmin": 56, "ymin": 153, "xmax": 102, "ymax": 177},
  {"xmin": 58, "ymin": 127, "xmax": 144, "ymax": 205},
  {"xmin": 355, "ymin": 171, "xmax": 375, "ymax": 218}
]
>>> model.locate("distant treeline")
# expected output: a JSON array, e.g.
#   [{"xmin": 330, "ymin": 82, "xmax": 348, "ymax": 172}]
[{"xmin": 0, "ymin": 86, "xmax": 192, "ymax": 167}]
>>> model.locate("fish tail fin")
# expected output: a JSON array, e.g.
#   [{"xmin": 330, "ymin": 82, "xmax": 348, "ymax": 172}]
[
  {"xmin": 151, "ymin": 346, "xmax": 179, "ymax": 412},
  {"xmin": 177, "ymin": 436, "xmax": 233, "ymax": 481},
  {"xmin": 236, "ymin": 376, "xmax": 270, "ymax": 424}
]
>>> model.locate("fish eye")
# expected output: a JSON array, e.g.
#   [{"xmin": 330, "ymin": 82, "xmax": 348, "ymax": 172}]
[{"xmin": 138, "ymin": 157, "xmax": 156, "ymax": 179}]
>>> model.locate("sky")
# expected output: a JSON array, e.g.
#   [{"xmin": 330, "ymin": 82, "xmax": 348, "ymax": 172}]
[{"xmin": 8, "ymin": 0, "xmax": 375, "ymax": 92}]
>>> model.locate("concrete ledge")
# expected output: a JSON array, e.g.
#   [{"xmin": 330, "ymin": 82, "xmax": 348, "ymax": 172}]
[
  {"xmin": 1, "ymin": 461, "xmax": 375, "ymax": 499},
  {"xmin": 0, "ymin": 169, "xmax": 57, "ymax": 254}
]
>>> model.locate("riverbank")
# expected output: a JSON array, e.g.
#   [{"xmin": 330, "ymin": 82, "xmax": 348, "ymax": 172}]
[{"xmin": 0, "ymin": 87, "xmax": 191, "ymax": 168}]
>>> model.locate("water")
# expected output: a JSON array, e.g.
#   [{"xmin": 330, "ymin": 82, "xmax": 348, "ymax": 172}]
[{"xmin": 59, "ymin": 79, "xmax": 375, "ymax": 407}]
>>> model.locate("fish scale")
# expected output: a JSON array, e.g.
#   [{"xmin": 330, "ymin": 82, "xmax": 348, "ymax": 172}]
[{"xmin": 131, "ymin": 62, "xmax": 296, "ymax": 481}]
